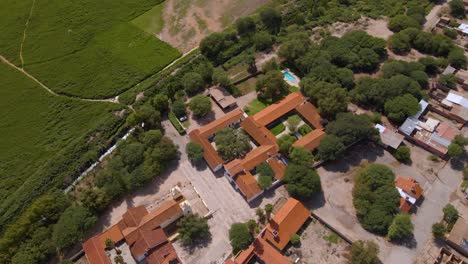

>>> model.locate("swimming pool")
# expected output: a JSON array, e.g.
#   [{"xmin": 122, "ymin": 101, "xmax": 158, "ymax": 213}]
[{"xmin": 283, "ymin": 71, "xmax": 297, "ymax": 83}]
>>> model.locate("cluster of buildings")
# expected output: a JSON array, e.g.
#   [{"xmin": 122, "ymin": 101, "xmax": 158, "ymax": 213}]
[
  {"xmin": 225, "ymin": 198, "xmax": 311, "ymax": 264},
  {"xmin": 83, "ymin": 187, "xmax": 191, "ymax": 264},
  {"xmin": 399, "ymin": 99, "xmax": 462, "ymax": 157},
  {"xmin": 189, "ymin": 92, "xmax": 326, "ymax": 202}
]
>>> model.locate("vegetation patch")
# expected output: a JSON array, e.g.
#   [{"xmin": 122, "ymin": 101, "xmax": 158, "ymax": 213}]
[
  {"xmin": 131, "ymin": 2, "xmax": 166, "ymax": 35},
  {"xmin": 169, "ymin": 111, "xmax": 186, "ymax": 135},
  {"xmin": 270, "ymin": 122, "xmax": 286, "ymax": 136}
]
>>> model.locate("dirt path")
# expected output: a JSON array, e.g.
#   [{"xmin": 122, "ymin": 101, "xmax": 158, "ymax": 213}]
[
  {"xmin": 20, "ymin": 0, "xmax": 36, "ymax": 68},
  {"xmin": 0, "ymin": 55, "xmax": 118, "ymax": 103},
  {"xmin": 424, "ymin": 1, "xmax": 450, "ymax": 31}
]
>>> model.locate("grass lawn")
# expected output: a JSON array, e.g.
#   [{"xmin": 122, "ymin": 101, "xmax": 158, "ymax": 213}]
[
  {"xmin": 0, "ymin": 0, "xmax": 180, "ymax": 99},
  {"xmin": 244, "ymin": 98, "xmax": 271, "ymax": 115},
  {"xmin": 323, "ymin": 232, "xmax": 342, "ymax": 244},
  {"xmin": 131, "ymin": 2, "xmax": 166, "ymax": 35},
  {"xmin": 0, "ymin": 62, "xmax": 124, "ymax": 230},
  {"xmin": 289, "ymin": 85, "xmax": 300, "ymax": 92},
  {"xmin": 270, "ymin": 123, "xmax": 286, "ymax": 136}
]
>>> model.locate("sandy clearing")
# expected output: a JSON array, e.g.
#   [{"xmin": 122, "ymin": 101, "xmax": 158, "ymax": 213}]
[
  {"xmin": 329, "ymin": 17, "xmax": 393, "ymax": 40},
  {"xmin": 158, "ymin": 0, "xmax": 271, "ymax": 52}
]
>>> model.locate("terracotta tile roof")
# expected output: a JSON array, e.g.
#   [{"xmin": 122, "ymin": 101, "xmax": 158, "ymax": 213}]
[
  {"xmin": 292, "ymin": 129, "xmax": 326, "ymax": 151},
  {"xmin": 436, "ymin": 122, "xmax": 460, "ymax": 141},
  {"xmin": 240, "ymin": 117, "xmax": 277, "ymax": 146},
  {"xmin": 399, "ymin": 198, "xmax": 412, "ymax": 214},
  {"xmin": 233, "ymin": 238, "xmax": 291, "ymax": 264},
  {"xmin": 267, "ymin": 158, "xmax": 286, "ymax": 180},
  {"xmin": 197, "ymin": 108, "xmax": 244, "ymax": 137},
  {"xmin": 99, "ymin": 224, "xmax": 124, "ymax": 246},
  {"xmin": 225, "ymin": 145, "xmax": 277, "ymax": 176},
  {"xmin": 139, "ymin": 199, "xmax": 183, "ymax": 230},
  {"xmin": 83, "ymin": 235, "xmax": 110, "ymax": 264},
  {"xmin": 262, "ymin": 198, "xmax": 310, "ymax": 250},
  {"xmin": 146, "ymin": 242, "xmax": 180, "ymax": 264},
  {"xmin": 127, "ymin": 227, "xmax": 168, "ymax": 260},
  {"xmin": 122, "ymin": 206, "xmax": 149, "ymax": 227},
  {"xmin": 252, "ymin": 92, "xmax": 304, "ymax": 126},
  {"xmin": 189, "ymin": 129, "xmax": 224, "ymax": 171},
  {"xmin": 295, "ymin": 101, "xmax": 323, "ymax": 129},
  {"xmin": 234, "ymin": 171, "xmax": 262, "ymax": 200},
  {"xmin": 395, "ymin": 177, "xmax": 423, "ymax": 200}
]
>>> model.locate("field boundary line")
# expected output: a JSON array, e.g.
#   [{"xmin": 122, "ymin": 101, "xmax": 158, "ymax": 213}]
[
  {"xmin": 20, "ymin": 0, "xmax": 36, "ymax": 68},
  {"xmin": 0, "ymin": 55, "xmax": 118, "ymax": 103}
]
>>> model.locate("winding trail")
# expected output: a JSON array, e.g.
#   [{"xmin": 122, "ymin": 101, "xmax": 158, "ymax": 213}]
[{"xmin": 19, "ymin": 0, "xmax": 36, "ymax": 69}]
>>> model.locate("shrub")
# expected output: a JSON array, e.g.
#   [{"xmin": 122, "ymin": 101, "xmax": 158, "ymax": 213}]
[
  {"xmin": 277, "ymin": 134, "xmax": 297, "ymax": 154},
  {"xmin": 432, "ymin": 223, "xmax": 446, "ymax": 239},
  {"xmin": 168, "ymin": 112, "xmax": 185, "ymax": 135},
  {"xmin": 394, "ymin": 146, "xmax": 411, "ymax": 163},
  {"xmin": 298, "ymin": 124, "xmax": 312, "ymax": 136},
  {"xmin": 186, "ymin": 142, "xmax": 204, "ymax": 164},
  {"xmin": 290, "ymin": 234, "xmax": 301, "ymax": 247},
  {"xmin": 177, "ymin": 214, "xmax": 211, "ymax": 245},
  {"xmin": 350, "ymin": 240, "xmax": 380, "ymax": 264},
  {"xmin": 188, "ymin": 95, "xmax": 212, "ymax": 117},
  {"xmin": 443, "ymin": 204, "xmax": 459, "ymax": 226}
]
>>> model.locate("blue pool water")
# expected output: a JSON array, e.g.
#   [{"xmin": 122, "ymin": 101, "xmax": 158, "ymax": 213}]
[{"xmin": 283, "ymin": 71, "xmax": 296, "ymax": 83}]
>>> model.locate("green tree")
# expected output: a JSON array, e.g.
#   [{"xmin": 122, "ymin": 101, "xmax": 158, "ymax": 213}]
[
  {"xmin": 229, "ymin": 223, "xmax": 253, "ymax": 254},
  {"xmin": 253, "ymin": 31, "xmax": 274, "ymax": 51},
  {"xmin": 439, "ymin": 74, "xmax": 457, "ymax": 89},
  {"xmin": 283, "ymin": 164, "xmax": 321, "ymax": 198},
  {"xmin": 326, "ymin": 113, "xmax": 379, "ymax": 146},
  {"xmin": 186, "ymin": 142, "xmax": 204, "ymax": 165},
  {"xmin": 247, "ymin": 219, "xmax": 257, "ymax": 234},
  {"xmin": 384, "ymin": 94, "xmax": 421, "ymax": 123},
  {"xmin": 104, "ymin": 238, "xmax": 115, "ymax": 249},
  {"xmin": 350, "ymin": 240, "xmax": 380, "ymax": 264},
  {"xmin": 388, "ymin": 15, "xmax": 420, "ymax": 32},
  {"xmin": 128, "ymin": 105, "xmax": 161, "ymax": 129},
  {"xmin": 450, "ymin": 0, "xmax": 466, "ymax": 18},
  {"xmin": 448, "ymin": 143, "xmax": 463, "ymax": 158},
  {"xmin": 290, "ymin": 234, "xmax": 301, "ymax": 247},
  {"xmin": 265, "ymin": 204, "xmax": 273, "ymax": 219},
  {"xmin": 183, "ymin": 72, "xmax": 205, "ymax": 95},
  {"xmin": 188, "ymin": 95, "xmax": 212, "ymax": 117},
  {"xmin": 287, "ymin": 115, "xmax": 301, "ymax": 131},
  {"xmin": 317, "ymin": 135, "xmax": 346, "ymax": 161},
  {"xmin": 432, "ymin": 223, "xmax": 446, "ymax": 239},
  {"xmin": 177, "ymin": 214, "xmax": 211, "ymax": 246},
  {"xmin": 387, "ymin": 214, "xmax": 414, "ymax": 241},
  {"xmin": 77, "ymin": 187, "xmax": 109, "ymax": 213},
  {"xmin": 194, "ymin": 61, "xmax": 215, "ymax": 83},
  {"xmin": 214, "ymin": 128, "xmax": 251, "ymax": 160},
  {"xmin": 353, "ymin": 164, "xmax": 400, "ymax": 235},
  {"xmin": 52, "ymin": 206, "xmax": 97, "ymax": 250},
  {"xmin": 260, "ymin": 7, "xmax": 282, "ymax": 34},
  {"xmin": 257, "ymin": 162, "xmax": 274, "ymax": 190},
  {"xmin": 289, "ymin": 147, "xmax": 314, "ymax": 167},
  {"xmin": 394, "ymin": 146, "xmax": 411, "ymax": 163},
  {"xmin": 443, "ymin": 204, "xmax": 459, "ymax": 225},
  {"xmin": 448, "ymin": 48, "xmax": 467, "ymax": 69},
  {"xmin": 256, "ymin": 208, "xmax": 265, "ymax": 223},
  {"xmin": 152, "ymin": 94, "xmax": 169, "ymax": 112},
  {"xmin": 119, "ymin": 142, "xmax": 145, "ymax": 170},
  {"xmin": 277, "ymin": 134, "xmax": 296, "ymax": 154},
  {"xmin": 235, "ymin": 16, "xmax": 256, "ymax": 37},
  {"xmin": 278, "ymin": 33, "xmax": 311, "ymax": 62},
  {"xmin": 419, "ymin": 57, "xmax": 439, "ymax": 75},
  {"xmin": 255, "ymin": 71, "xmax": 289, "ymax": 99},
  {"xmin": 172, "ymin": 100, "xmax": 186, "ymax": 118},
  {"xmin": 212, "ymin": 68, "xmax": 231, "ymax": 88}
]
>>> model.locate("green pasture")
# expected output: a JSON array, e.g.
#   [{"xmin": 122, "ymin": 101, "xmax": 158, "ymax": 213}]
[
  {"xmin": 0, "ymin": 0, "xmax": 180, "ymax": 99},
  {"xmin": 132, "ymin": 2, "xmax": 166, "ymax": 35},
  {"xmin": 0, "ymin": 62, "xmax": 123, "ymax": 230}
]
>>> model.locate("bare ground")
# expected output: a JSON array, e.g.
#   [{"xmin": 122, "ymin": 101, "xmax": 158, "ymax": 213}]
[
  {"xmin": 158, "ymin": 0, "xmax": 271, "ymax": 52},
  {"xmin": 328, "ymin": 17, "xmax": 393, "ymax": 40}
]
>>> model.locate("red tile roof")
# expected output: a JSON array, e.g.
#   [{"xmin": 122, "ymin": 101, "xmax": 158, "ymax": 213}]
[
  {"xmin": 399, "ymin": 198, "xmax": 412, "ymax": 214},
  {"xmin": 292, "ymin": 129, "xmax": 326, "ymax": 151},
  {"xmin": 232, "ymin": 238, "xmax": 291, "ymax": 264},
  {"xmin": 122, "ymin": 206, "xmax": 149, "ymax": 228},
  {"xmin": 189, "ymin": 129, "xmax": 224, "ymax": 171},
  {"xmin": 83, "ymin": 236, "xmax": 110, "ymax": 264},
  {"xmin": 395, "ymin": 177, "xmax": 423, "ymax": 200},
  {"xmin": 262, "ymin": 198, "xmax": 310, "ymax": 250},
  {"xmin": 146, "ymin": 242, "xmax": 180, "ymax": 264},
  {"xmin": 435, "ymin": 122, "xmax": 460, "ymax": 141},
  {"xmin": 197, "ymin": 108, "xmax": 244, "ymax": 136},
  {"xmin": 127, "ymin": 227, "xmax": 168, "ymax": 260},
  {"xmin": 267, "ymin": 158, "xmax": 286, "ymax": 180},
  {"xmin": 234, "ymin": 171, "xmax": 262, "ymax": 200},
  {"xmin": 295, "ymin": 101, "xmax": 323, "ymax": 129},
  {"xmin": 99, "ymin": 224, "xmax": 124, "ymax": 247},
  {"xmin": 241, "ymin": 116, "xmax": 277, "ymax": 146},
  {"xmin": 252, "ymin": 92, "xmax": 303, "ymax": 126}
]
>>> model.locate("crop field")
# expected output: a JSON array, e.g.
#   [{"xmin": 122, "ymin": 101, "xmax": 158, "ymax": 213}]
[
  {"xmin": 0, "ymin": 62, "xmax": 124, "ymax": 230},
  {"xmin": 0, "ymin": 0, "xmax": 181, "ymax": 99}
]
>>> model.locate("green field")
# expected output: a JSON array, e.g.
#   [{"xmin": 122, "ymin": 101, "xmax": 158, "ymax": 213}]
[
  {"xmin": 132, "ymin": 2, "xmax": 166, "ymax": 35},
  {"xmin": 0, "ymin": 62, "xmax": 124, "ymax": 230},
  {"xmin": 0, "ymin": 0, "xmax": 180, "ymax": 99}
]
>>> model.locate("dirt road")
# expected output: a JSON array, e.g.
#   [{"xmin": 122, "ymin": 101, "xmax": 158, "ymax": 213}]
[{"xmin": 424, "ymin": 1, "xmax": 450, "ymax": 31}]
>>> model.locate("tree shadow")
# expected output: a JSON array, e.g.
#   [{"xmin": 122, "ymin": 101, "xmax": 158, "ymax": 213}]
[
  {"xmin": 193, "ymin": 111, "xmax": 216, "ymax": 126},
  {"xmin": 449, "ymin": 154, "xmax": 467, "ymax": 171},
  {"xmin": 390, "ymin": 235, "xmax": 417, "ymax": 249},
  {"xmin": 301, "ymin": 191, "xmax": 326, "ymax": 210},
  {"xmin": 181, "ymin": 233, "xmax": 213, "ymax": 254},
  {"xmin": 321, "ymin": 143, "xmax": 384, "ymax": 173}
]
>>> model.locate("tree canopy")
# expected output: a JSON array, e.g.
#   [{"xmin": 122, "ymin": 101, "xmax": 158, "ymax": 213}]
[
  {"xmin": 394, "ymin": 146, "xmax": 412, "ymax": 163},
  {"xmin": 277, "ymin": 134, "xmax": 297, "ymax": 154},
  {"xmin": 183, "ymin": 72, "xmax": 205, "ymax": 95},
  {"xmin": 387, "ymin": 214, "xmax": 414, "ymax": 241},
  {"xmin": 353, "ymin": 164, "xmax": 400, "ymax": 235},
  {"xmin": 235, "ymin": 16, "xmax": 256, "ymax": 37},
  {"xmin": 388, "ymin": 15, "xmax": 420, "ymax": 32},
  {"xmin": 450, "ymin": 0, "xmax": 466, "ymax": 18},
  {"xmin": 283, "ymin": 164, "xmax": 321, "ymax": 198},
  {"xmin": 52, "ymin": 206, "xmax": 97, "ymax": 250},
  {"xmin": 229, "ymin": 223, "xmax": 253, "ymax": 254},
  {"xmin": 172, "ymin": 100, "xmax": 186, "ymax": 118},
  {"xmin": 317, "ymin": 135, "xmax": 346, "ymax": 161},
  {"xmin": 255, "ymin": 71, "xmax": 289, "ymax": 100},
  {"xmin": 257, "ymin": 162, "xmax": 275, "ymax": 190},
  {"xmin": 177, "ymin": 214, "xmax": 211, "ymax": 246},
  {"xmin": 326, "ymin": 113, "xmax": 379, "ymax": 146},
  {"xmin": 260, "ymin": 7, "xmax": 282, "ymax": 34},
  {"xmin": 384, "ymin": 94, "xmax": 421, "ymax": 123},
  {"xmin": 289, "ymin": 147, "xmax": 314, "ymax": 167},
  {"xmin": 350, "ymin": 240, "xmax": 380, "ymax": 264},
  {"xmin": 188, "ymin": 95, "xmax": 212, "ymax": 117},
  {"xmin": 214, "ymin": 128, "xmax": 251, "ymax": 161},
  {"xmin": 186, "ymin": 141, "xmax": 204, "ymax": 165}
]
